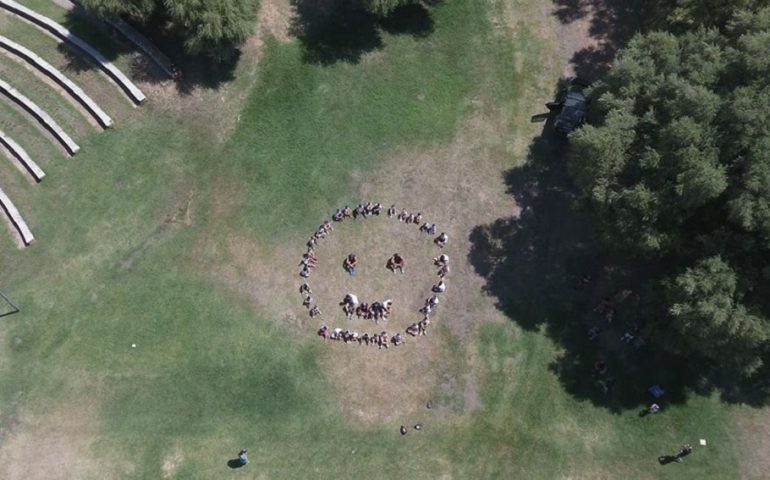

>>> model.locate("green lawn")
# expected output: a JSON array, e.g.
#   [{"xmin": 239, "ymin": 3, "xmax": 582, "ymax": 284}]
[{"xmin": 0, "ymin": 0, "xmax": 764, "ymax": 478}]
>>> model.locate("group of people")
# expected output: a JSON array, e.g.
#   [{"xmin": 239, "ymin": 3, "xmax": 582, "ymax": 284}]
[
  {"xmin": 318, "ymin": 325, "xmax": 404, "ymax": 349},
  {"xmin": 332, "ymin": 203, "xmax": 384, "ymax": 221},
  {"xmin": 339, "ymin": 293, "xmax": 393, "ymax": 322},
  {"xmin": 298, "ymin": 202, "xmax": 451, "ymax": 349}
]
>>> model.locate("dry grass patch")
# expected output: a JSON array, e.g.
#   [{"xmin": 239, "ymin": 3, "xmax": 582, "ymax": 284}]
[{"xmin": 0, "ymin": 402, "xmax": 121, "ymax": 480}]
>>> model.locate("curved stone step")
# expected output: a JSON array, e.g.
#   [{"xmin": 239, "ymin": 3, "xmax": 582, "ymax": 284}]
[
  {"xmin": 0, "ymin": 129, "xmax": 45, "ymax": 181},
  {"xmin": 0, "ymin": 35, "xmax": 113, "ymax": 128},
  {"xmin": 54, "ymin": 0, "xmax": 175, "ymax": 78},
  {"xmin": 0, "ymin": 77, "xmax": 80, "ymax": 155},
  {"xmin": 0, "ymin": 0, "xmax": 146, "ymax": 104},
  {"xmin": 0, "ymin": 186, "xmax": 34, "ymax": 246},
  {"xmin": 104, "ymin": 16, "xmax": 176, "ymax": 79}
]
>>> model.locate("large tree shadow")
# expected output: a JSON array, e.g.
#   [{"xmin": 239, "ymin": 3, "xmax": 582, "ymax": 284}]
[
  {"xmin": 290, "ymin": 0, "xmax": 435, "ymax": 65},
  {"xmin": 58, "ymin": 6, "xmax": 237, "ymax": 94},
  {"xmin": 552, "ymin": 0, "xmax": 646, "ymax": 82},
  {"xmin": 468, "ymin": 85, "xmax": 770, "ymax": 411}
]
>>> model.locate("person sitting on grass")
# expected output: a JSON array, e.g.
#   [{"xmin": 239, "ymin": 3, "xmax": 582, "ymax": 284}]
[
  {"xmin": 333, "ymin": 209, "xmax": 344, "ymax": 221},
  {"xmin": 331, "ymin": 327, "xmax": 343, "ymax": 340},
  {"xmin": 303, "ymin": 295, "xmax": 313, "ymax": 308},
  {"xmin": 387, "ymin": 253, "xmax": 405, "ymax": 273},
  {"xmin": 343, "ymin": 303, "xmax": 355, "ymax": 319},
  {"xmin": 299, "ymin": 266, "xmax": 310, "ymax": 278},
  {"xmin": 428, "ymin": 295, "xmax": 439, "ymax": 308},
  {"xmin": 372, "ymin": 203, "xmax": 383, "ymax": 215},
  {"xmin": 299, "ymin": 253, "xmax": 317, "ymax": 269},
  {"xmin": 343, "ymin": 254, "xmax": 358, "ymax": 275},
  {"xmin": 398, "ymin": 209, "xmax": 409, "ymax": 222},
  {"xmin": 437, "ymin": 264, "xmax": 450, "ymax": 278},
  {"xmin": 433, "ymin": 254, "xmax": 449, "ymax": 266},
  {"xmin": 392, "ymin": 333, "xmax": 403, "ymax": 346},
  {"xmin": 362, "ymin": 332, "xmax": 370, "ymax": 345},
  {"xmin": 406, "ymin": 323, "xmax": 420, "ymax": 336},
  {"xmin": 379, "ymin": 331, "xmax": 389, "ymax": 349},
  {"xmin": 342, "ymin": 206, "xmax": 352, "ymax": 218},
  {"xmin": 309, "ymin": 305, "xmax": 321, "ymax": 318},
  {"xmin": 318, "ymin": 325, "xmax": 329, "ymax": 339},
  {"xmin": 432, "ymin": 279, "xmax": 446, "ymax": 293},
  {"xmin": 388, "ymin": 204, "xmax": 397, "ymax": 217},
  {"xmin": 418, "ymin": 318, "xmax": 430, "ymax": 336},
  {"xmin": 299, "ymin": 283, "xmax": 312, "ymax": 295},
  {"xmin": 435, "ymin": 232, "xmax": 448, "ymax": 248},
  {"xmin": 413, "ymin": 212, "xmax": 423, "ymax": 225}
]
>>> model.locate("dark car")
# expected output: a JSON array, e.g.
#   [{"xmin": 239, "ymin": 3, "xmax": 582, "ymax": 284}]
[{"xmin": 547, "ymin": 83, "xmax": 587, "ymax": 135}]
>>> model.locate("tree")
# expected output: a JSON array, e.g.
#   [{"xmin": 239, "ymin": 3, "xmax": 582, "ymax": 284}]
[
  {"xmin": 568, "ymin": 6, "xmax": 770, "ymax": 377},
  {"xmin": 80, "ymin": 0, "xmax": 257, "ymax": 60},
  {"xmin": 359, "ymin": 0, "xmax": 415, "ymax": 16},
  {"xmin": 164, "ymin": 0, "xmax": 257, "ymax": 60},
  {"xmin": 663, "ymin": 256, "xmax": 768, "ymax": 374}
]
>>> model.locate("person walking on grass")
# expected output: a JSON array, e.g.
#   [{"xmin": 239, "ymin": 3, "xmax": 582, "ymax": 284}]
[{"xmin": 675, "ymin": 444, "xmax": 692, "ymax": 462}]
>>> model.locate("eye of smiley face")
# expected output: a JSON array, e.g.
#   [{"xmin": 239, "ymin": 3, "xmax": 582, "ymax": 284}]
[{"xmin": 298, "ymin": 203, "xmax": 449, "ymax": 349}]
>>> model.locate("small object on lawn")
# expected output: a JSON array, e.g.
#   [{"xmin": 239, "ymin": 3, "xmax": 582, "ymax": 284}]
[
  {"xmin": 649, "ymin": 385, "xmax": 665, "ymax": 398},
  {"xmin": 131, "ymin": 343, "xmax": 136, "ymax": 348},
  {"xmin": 400, "ymin": 425, "xmax": 408, "ymax": 435},
  {"xmin": 414, "ymin": 423, "xmax": 422, "ymax": 430},
  {"xmin": 649, "ymin": 403, "xmax": 660, "ymax": 414},
  {"xmin": 700, "ymin": 439, "xmax": 707, "ymax": 446},
  {"xmin": 426, "ymin": 400, "xmax": 433, "ymax": 409}
]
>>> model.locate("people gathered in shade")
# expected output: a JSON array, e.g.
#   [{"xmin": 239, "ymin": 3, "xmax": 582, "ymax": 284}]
[{"xmin": 300, "ymin": 202, "xmax": 449, "ymax": 348}]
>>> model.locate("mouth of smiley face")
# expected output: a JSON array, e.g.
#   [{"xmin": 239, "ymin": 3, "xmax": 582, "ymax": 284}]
[{"xmin": 298, "ymin": 202, "xmax": 449, "ymax": 349}]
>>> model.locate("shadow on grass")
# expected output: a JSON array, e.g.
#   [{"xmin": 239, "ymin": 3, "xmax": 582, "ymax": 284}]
[
  {"xmin": 227, "ymin": 459, "xmax": 245, "ymax": 469},
  {"xmin": 468, "ymin": 80, "xmax": 770, "ymax": 412},
  {"xmin": 58, "ymin": 6, "xmax": 237, "ymax": 94},
  {"xmin": 551, "ymin": 0, "xmax": 646, "ymax": 82},
  {"xmin": 290, "ymin": 0, "xmax": 436, "ymax": 65}
]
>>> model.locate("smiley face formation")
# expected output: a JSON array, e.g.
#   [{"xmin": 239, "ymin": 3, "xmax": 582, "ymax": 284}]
[{"xmin": 298, "ymin": 202, "xmax": 449, "ymax": 349}]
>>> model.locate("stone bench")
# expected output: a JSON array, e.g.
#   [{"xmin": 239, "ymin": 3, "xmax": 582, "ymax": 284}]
[
  {"xmin": 55, "ymin": 0, "xmax": 175, "ymax": 79},
  {"xmin": 0, "ymin": 129, "xmax": 45, "ymax": 182},
  {"xmin": 0, "ymin": 186, "xmax": 34, "ymax": 246},
  {"xmin": 0, "ymin": 35, "xmax": 113, "ymax": 128},
  {"xmin": 0, "ymin": 77, "xmax": 80, "ymax": 155},
  {"xmin": 0, "ymin": 0, "xmax": 146, "ymax": 104}
]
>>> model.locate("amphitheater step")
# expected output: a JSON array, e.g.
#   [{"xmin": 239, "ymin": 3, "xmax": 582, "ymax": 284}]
[
  {"xmin": 0, "ymin": 129, "xmax": 45, "ymax": 181},
  {"xmin": 0, "ymin": 35, "xmax": 113, "ymax": 128},
  {"xmin": 0, "ymin": 0, "xmax": 146, "ymax": 104},
  {"xmin": 0, "ymin": 186, "xmax": 34, "ymax": 246},
  {"xmin": 0, "ymin": 76, "xmax": 80, "ymax": 155}
]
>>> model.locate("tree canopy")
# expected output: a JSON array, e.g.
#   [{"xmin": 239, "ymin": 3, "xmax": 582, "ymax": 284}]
[
  {"xmin": 568, "ymin": 6, "xmax": 770, "ymax": 375},
  {"xmin": 81, "ymin": 0, "xmax": 257, "ymax": 60}
]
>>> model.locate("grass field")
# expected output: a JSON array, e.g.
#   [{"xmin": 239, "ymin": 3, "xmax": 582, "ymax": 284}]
[{"xmin": 0, "ymin": 0, "xmax": 768, "ymax": 478}]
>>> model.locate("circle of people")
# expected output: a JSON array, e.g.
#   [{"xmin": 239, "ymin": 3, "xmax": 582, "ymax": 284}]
[{"xmin": 298, "ymin": 202, "xmax": 449, "ymax": 349}]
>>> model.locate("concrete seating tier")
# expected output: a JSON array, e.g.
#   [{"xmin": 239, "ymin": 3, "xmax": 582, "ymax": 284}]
[
  {"xmin": 0, "ymin": 0, "xmax": 146, "ymax": 104},
  {"xmin": 0, "ymin": 35, "xmax": 113, "ymax": 128},
  {"xmin": 0, "ymin": 129, "xmax": 45, "ymax": 181},
  {"xmin": 0, "ymin": 186, "xmax": 34, "ymax": 245},
  {"xmin": 0, "ymin": 77, "xmax": 80, "ymax": 155},
  {"xmin": 105, "ymin": 16, "xmax": 175, "ymax": 79},
  {"xmin": 56, "ymin": 0, "xmax": 175, "ymax": 78}
]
